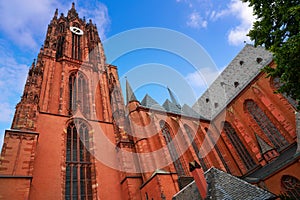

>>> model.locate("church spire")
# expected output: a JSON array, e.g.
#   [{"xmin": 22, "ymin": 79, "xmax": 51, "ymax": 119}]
[
  {"xmin": 126, "ymin": 79, "xmax": 137, "ymax": 104},
  {"xmin": 67, "ymin": 2, "xmax": 79, "ymax": 19},
  {"xmin": 167, "ymin": 86, "xmax": 181, "ymax": 108}
]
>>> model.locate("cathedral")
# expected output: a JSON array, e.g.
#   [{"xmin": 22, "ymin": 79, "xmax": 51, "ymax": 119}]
[{"xmin": 0, "ymin": 3, "xmax": 299, "ymax": 200}]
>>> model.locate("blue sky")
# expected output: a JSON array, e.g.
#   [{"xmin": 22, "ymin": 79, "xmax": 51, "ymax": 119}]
[{"xmin": 0, "ymin": 0, "xmax": 255, "ymax": 145}]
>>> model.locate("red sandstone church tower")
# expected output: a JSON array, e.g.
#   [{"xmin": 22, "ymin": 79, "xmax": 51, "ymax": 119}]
[{"xmin": 0, "ymin": 3, "xmax": 133, "ymax": 199}]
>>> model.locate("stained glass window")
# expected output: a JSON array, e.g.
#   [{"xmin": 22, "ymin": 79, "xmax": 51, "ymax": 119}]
[
  {"xmin": 160, "ymin": 121, "xmax": 185, "ymax": 176},
  {"xmin": 223, "ymin": 121, "xmax": 256, "ymax": 170},
  {"xmin": 69, "ymin": 72, "xmax": 89, "ymax": 116},
  {"xmin": 184, "ymin": 124, "xmax": 207, "ymax": 171},
  {"xmin": 65, "ymin": 120, "xmax": 93, "ymax": 200},
  {"xmin": 245, "ymin": 100, "xmax": 288, "ymax": 150},
  {"xmin": 281, "ymin": 175, "xmax": 300, "ymax": 199},
  {"xmin": 205, "ymin": 128, "xmax": 231, "ymax": 173}
]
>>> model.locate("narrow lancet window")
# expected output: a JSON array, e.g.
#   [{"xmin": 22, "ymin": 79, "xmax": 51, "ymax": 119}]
[
  {"xmin": 65, "ymin": 120, "xmax": 93, "ymax": 200},
  {"xmin": 223, "ymin": 121, "xmax": 256, "ymax": 170},
  {"xmin": 160, "ymin": 121, "xmax": 185, "ymax": 176},
  {"xmin": 245, "ymin": 100, "xmax": 288, "ymax": 149}
]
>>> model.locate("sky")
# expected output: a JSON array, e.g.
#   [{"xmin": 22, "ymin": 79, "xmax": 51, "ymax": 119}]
[{"xmin": 0, "ymin": 0, "xmax": 256, "ymax": 145}]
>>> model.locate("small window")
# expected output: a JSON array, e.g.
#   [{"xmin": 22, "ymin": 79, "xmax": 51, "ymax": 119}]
[
  {"xmin": 234, "ymin": 81, "xmax": 239, "ymax": 88},
  {"xmin": 214, "ymin": 103, "xmax": 218, "ymax": 108},
  {"xmin": 220, "ymin": 82, "xmax": 225, "ymax": 86},
  {"xmin": 256, "ymin": 57, "xmax": 263, "ymax": 63},
  {"xmin": 205, "ymin": 98, "xmax": 209, "ymax": 103},
  {"xmin": 239, "ymin": 60, "xmax": 244, "ymax": 65}
]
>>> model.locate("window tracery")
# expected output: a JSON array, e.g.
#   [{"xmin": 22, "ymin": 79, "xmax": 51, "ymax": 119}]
[
  {"xmin": 65, "ymin": 120, "xmax": 93, "ymax": 200},
  {"xmin": 160, "ymin": 121, "xmax": 185, "ymax": 176},
  {"xmin": 245, "ymin": 100, "xmax": 288, "ymax": 150},
  {"xmin": 222, "ymin": 121, "xmax": 256, "ymax": 170}
]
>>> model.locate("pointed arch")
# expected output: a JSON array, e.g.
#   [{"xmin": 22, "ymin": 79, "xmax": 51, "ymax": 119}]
[
  {"xmin": 245, "ymin": 100, "xmax": 288, "ymax": 150},
  {"xmin": 159, "ymin": 121, "xmax": 185, "ymax": 176},
  {"xmin": 204, "ymin": 128, "xmax": 230, "ymax": 173},
  {"xmin": 183, "ymin": 124, "xmax": 207, "ymax": 171},
  {"xmin": 69, "ymin": 71, "xmax": 90, "ymax": 117},
  {"xmin": 222, "ymin": 121, "xmax": 256, "ymax": 170},
  {"xmin": 65, "ymin": 119, "xmax": 93, "ymax": 199},
  {"xmin": 72, "ymin": 30, "xmax": 81, "ymax": 60},
  {"xmin": 281, "ymin": 175, "xmax": 300, "ymax": 199}
]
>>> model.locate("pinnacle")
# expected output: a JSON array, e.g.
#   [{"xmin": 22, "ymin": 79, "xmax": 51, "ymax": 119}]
[{"xmin": 126, "ymin": 79, "xmax": 138, "ymax": 104}]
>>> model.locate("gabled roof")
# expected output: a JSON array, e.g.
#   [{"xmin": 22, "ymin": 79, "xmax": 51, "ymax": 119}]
[
  {"xmin": 255, "ymin": 134, "xmax": 274, "ymax": 154},
  {"xmin": 140, "ymin": 95, "xmax": 207, "ymax": 119},
  {"xmin": 173, "ymin": 167, "xmax": 275, "ymax": 200},
  {"xmin": 244, "ymin": 143, "xmax": 299, "ymax": 182},
  {"xmin": 206, "ymin": 168, "xmax": 275, "ymax": 200},
  {"xmin": 181, "ymin": 104, "xmax": 202, "ymax": 119},
  {"xmin": 193, "ymin": 45, "xmax": 273, "ymax": 120},
  {"xmin": 141, "ymin": 94, "xmax": 165, "ymax": 111}
]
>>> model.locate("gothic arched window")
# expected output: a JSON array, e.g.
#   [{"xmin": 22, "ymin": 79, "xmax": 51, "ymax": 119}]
[
  {"xmin": 56, "ymin": 36, "xmax": 65, "ymax": 59},
  {"xmin": 184, "ymin": 124, "xmax": 207, "ymax": 171},
  {"xmin": 160, "ymin": 121, "xmax": 185, "ymax": 176},
  {"xmin": 223, "ymin": 121, "xmax": 256, "ymax": 170},
  {"xmin": 59, "ymin": 23, "xmax": 65, "ymax": 33},
  {"xmin": 65, "ymin": 120, "xmax": 93, "ymax": 200},
  {"xmin": 205, "ymin": 128, "xmax": 230, "ymax": 173},
  {"xmin": 69, "ymin": 72, "xmax": 90, "ymax": 116},
  {"xmin": 72, "ymin": 32, "xmax": 81, "ymax": 60},
  {"xmin": 245, "ymin": 100, "xmax": 288, "ymax": 150},
  {"xmin": 281, "ymin": 175, "xmax": 300, "ymax": 199}
]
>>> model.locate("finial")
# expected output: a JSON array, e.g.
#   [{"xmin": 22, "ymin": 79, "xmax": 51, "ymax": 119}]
[
  {"xmin": 31, "ymin": 59, "xmax": 36, "ymax": 69},
  {"xmin": 54, "ymin": 8, "xmax": 58, "ymax": 18},
  {"xmin": 72, "ymin": 2, "xmax": 75, "ymax": 9}
]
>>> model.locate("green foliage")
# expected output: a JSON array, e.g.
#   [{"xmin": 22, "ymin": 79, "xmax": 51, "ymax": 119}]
[{"xmin": 242, "ymin": 0, "xmax": 300, "ymax": 110}]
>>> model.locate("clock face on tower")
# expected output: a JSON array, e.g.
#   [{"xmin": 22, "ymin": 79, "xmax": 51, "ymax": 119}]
[{"xmin": 69, "ymin": 26, "xmax": 84, "ymax": 35}]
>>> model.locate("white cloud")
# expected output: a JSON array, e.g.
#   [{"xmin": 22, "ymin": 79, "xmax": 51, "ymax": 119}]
[
  {"xmin": 185, "ymin": 68, "xmax": 220, "ymax": 89},
  {"xmin": 211, "ymin": 0, "xmax": 255, "ymax": 46},
  {"xmin": 0, "ymin": 0, "xmax": 65, "ymax": 50},
  {"xmin": 0, "ymin": 1, "xmax": 110, "ymax": 50},
  {"xmin": 78, "ymin": 2, "xmax": 110, "ymax": 40},
  {"xmin": 187, "ymin": 12, "xmax": 208, "ymax": 29},
  {"xmin": 0, "ymin": 42, "xmax": 28, "ymax": 126}
]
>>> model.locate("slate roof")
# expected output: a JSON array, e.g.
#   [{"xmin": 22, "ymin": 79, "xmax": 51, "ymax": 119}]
[
  {"xmin": 141, "ymin": 94, "xmax": 165, "ymax": 111},
  {"xmin": 255, "ymin": 134, "xmax": 274, "ymax": 154},
  {"xmin": 163, "ymin": 99, "xmax": 181, "ymax": 114},
  {"xmin": 172, "ymin": 167, "xmax": 275, "ymax": 200},
  {"xmin": 192, "ymin": 44, "xmax": 273, "ymax": 120},
  {"xmin": 244, "ymin": 144, "xmax": 299, "ymax": 182},
  {"xmin": 140, "ymin": 93, "xmax": 207, "ymax": 119}
]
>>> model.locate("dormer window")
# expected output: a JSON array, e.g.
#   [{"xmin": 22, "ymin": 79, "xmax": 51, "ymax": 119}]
[
  {"xmin": 234, "ymin": 81, "xmax": 239, "ymax": 88},
  {"xmin": 256, "ymin": 57, "xmax": 263, "ymax": 63}
]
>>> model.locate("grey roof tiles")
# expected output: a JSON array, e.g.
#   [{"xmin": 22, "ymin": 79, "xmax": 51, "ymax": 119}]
[{"xmin": 192, "ymin": 44, "xmax": 273, "ymax": 120}]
